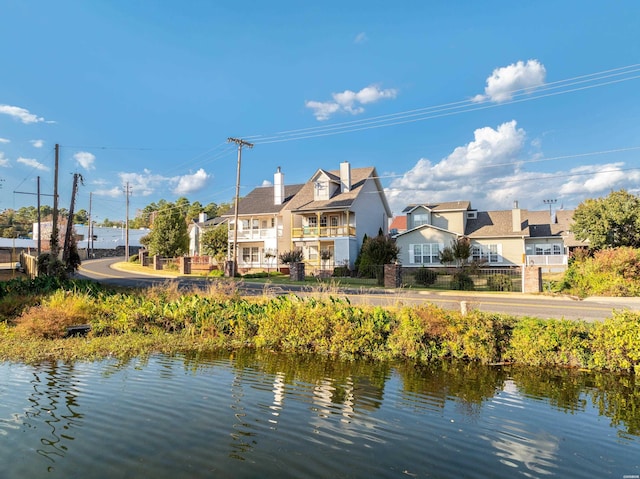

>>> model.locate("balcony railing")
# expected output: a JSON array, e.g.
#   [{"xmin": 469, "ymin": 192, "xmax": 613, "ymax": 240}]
[
  {"xmin": 229, "ymin": 228, "xmax": 277, "ymax": 241},
  {"xmin": 291, "ymin": 226, "xmax": 356, "ymax": 238},
  {"xmin": 525, "ymin": 254, "xmax": 568, "ymax": 266}
]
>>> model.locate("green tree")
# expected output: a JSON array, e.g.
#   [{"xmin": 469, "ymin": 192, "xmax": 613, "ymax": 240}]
[
  {"xmin": 358, "ymin": 234, "xmax": 400, "ymax": 285},
  {"xmin": 439, "ymin": 237, "xmax": 472, "ymax": 267},
  {"xmin": 200, "ymin": 224, "xmax": 228, "ymax": 261},
  {"xmin": 571, "ymin": 190, "xmax": 640, "ymax": 249},
  {"xmin": 145, "ymin": 202, "xmax": 189, "ymax": 257},
  {"xmin": 74, "ymin": 209, "xmax": 89, "ymax": 225}
]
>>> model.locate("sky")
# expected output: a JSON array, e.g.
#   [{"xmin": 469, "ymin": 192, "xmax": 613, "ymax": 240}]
[{"xmin": 1, "ymin": 1, "xmax": 639, "ymax": 225}]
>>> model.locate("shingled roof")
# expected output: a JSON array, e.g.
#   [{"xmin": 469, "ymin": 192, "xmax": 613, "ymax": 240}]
[
  {"xmin": 221, "ymin": 184, "xmax": 304, "ymax": 217},
  {"xmin": 287, "ymin": 166, "xmax": 390, "ymax": 215},
  {"xmin": 465, "ymin": 208, "xmax": 577, "ymax": 239},
  {"xmin": 402, "ymin": 201, "xmax": 471, "ymax": 213}
]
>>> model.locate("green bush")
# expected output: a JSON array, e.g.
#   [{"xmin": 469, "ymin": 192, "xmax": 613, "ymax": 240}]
[
  {"xmin": 590, "ymin": 310, "xmax": 640, "ymax": 373},
  {"xmin": 487, "ymin": 273, "xmax": 514, "ymax": 292},
  {"xmin": 333, "ymin": 266, "xmax": 351, "ymax": 277},
  {"xmin": 129, "ymin": 254, "xmax": 139, "ymax": 263},
  {"xmin": 451, "ymin": 271, "xmax": 474, "ymax": 290},
  {"xmin": 414, "ymin": 267, "xmax": 437, "ymax": 286}
]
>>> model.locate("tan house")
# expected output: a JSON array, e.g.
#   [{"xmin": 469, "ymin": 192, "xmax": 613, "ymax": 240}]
[
  {"xmin": 223, "ymin": 162, "xmax": 392, "ymax": 273},
  {"xmin": 394, "ymin": 201, "xmax": 585, "ymax": 270}
]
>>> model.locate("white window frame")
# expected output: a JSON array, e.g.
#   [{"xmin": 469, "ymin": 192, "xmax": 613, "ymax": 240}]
[
  {"xmin": 409, "ymin": 243, "xmax": 441, "ymax": 265},
  {"xmin": 472, "ymin": 244, "xmax": 501, "ymax": 263}
]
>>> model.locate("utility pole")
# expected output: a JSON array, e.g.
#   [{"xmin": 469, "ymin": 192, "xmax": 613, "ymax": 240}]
[
  {"xmin": 63, "ymin": 173, "xmax": 83, "ymax": 267},
  {"xmin": 124, "ymin": 182, "xmax": 131, "ymax": 262},
  {"xmin": 14, "ymin": 176, "xmax": 55, "ymax": 257},
  {"xmin": 88, "ymin": 192, "xmax": 93, "ymax": 258},
  {"xmin": 227, "ymin": 137, "xmax": 254, "ymax": 277},
  {"xmin": 52, "ymin": 144, "xmax": 60, "ymax": 257},
  {"xmin": 543, "ymin": 199, "xmax": 557, "ymax": 218}
]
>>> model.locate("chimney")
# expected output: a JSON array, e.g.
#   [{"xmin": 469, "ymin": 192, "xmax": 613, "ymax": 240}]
[
  {"xmin": 340, "ymin": 161, "xmax": 351, "ymax": 193},
  {"xmin": 198, "ymin": 212, "xmax": 207, "ymax": 223},
  {"xmin": 274, "ymin": 166, "xmax": 285, "ymax": 205},
  {"xmin": 512, "ymin": 200, "xmax": 521, "ymax": 232}
]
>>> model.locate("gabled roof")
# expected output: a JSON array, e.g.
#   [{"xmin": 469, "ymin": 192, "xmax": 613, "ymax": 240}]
[
  {"xmin": 402, "ymin": 201, "xmax": 471, "ymax": 213},
  {"xmin": 288, "ymin": 166, "xmax": 392, "ymax": 216},
  {"xmin": 465, "ymin": 208, "xmax": 579, "ymax": 239},
  {"xmin": 221, "ymin": 184, "xmax": 304, "ymax": 217},
  {"xmin": 389, "ymin": 215, "xmax": 407, "ymax": 232}
]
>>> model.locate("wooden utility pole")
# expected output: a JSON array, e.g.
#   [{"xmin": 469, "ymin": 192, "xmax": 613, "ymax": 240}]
[
  {"xmin": 124, "ymin": 182, "xmax": 131, "ymax": 262},
  {"xmin": 63, "ymin": 173, "xmax": 82, "ymax": 266},
  {"xmin": 52, "ymin": 144, "xmax": 60, "ymax": 256},
  {"xmin": 37, "ymin": 176, "xmax": 41, "ymax": 256},
  {"xmin": 227, "ymin": 137, "xmax": 254, "ymax": 277}
]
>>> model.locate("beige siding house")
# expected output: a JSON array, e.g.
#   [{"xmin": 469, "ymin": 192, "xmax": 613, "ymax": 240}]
[
  {"xmin": 223, "ymin": 162, "xmax": 391, "ymax": 273},
  {"xmin": 395, "ymin": 201, "xmax": 585, "ymax": 269}
]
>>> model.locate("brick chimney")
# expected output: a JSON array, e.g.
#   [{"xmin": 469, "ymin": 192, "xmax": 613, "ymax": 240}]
[
  {"xmin": 274, "ymin": 166, "xmax": 285, "ymax": 205},
  {"xmin": 340, "ymin": 161, "xmax": 351, "ymax": 193}
]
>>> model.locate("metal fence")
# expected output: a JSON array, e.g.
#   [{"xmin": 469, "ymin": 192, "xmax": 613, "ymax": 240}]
[{"xmin": 400, "ymin": 266, "xmax": 522, "ymax": 292}]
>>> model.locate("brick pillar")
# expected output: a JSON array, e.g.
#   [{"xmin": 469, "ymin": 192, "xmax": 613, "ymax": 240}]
[
  {"xmin": 179, "ymin": 256, "xmax": 191, "ymax": 274},
  {"xmin": 153, "ymin": 255, "xmax": 162, "ymax": 270},
  {"xmin": 384, "ymin": 264, "xmax": 402, "ymax": 288},
  {"xmin": 290, "ymin": 262, "xmax": 305, "ymax": 281},
  {"xmin": 522, "ymin": 266, "xmax": 542, "ymax": 293}
]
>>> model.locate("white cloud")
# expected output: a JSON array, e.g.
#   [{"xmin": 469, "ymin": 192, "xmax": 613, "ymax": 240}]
[
  {"xmin": 0, "ymin": 152, "xmax": 9, "ymax": 167},
  {"xmin": 118, "ymin": 169, "xmax": 167, "ymax": 196},
  {"xmin": 261, "ymin": 179, "xmax": 272, "ymax": 187},
  {"xmin": 0, "ymin": 138, "xmax": 10, "ymax": 144},
  {"xmin": 30, "ymin": 139, "xmax": 44, "ymax": 148},
  {"xmin": 306, "ymin": 84, "xmax": 398, "ymax": 120},
  {"xmin": 0, "ymin": 104, "xmax": 48, "ymax": 124},
  {"xmin": 354, "ymin": 32, "xmax": 368, "ymax": 44},
  {"xmin": 74, "ymin": 151, "xmax": 96, "ymax": 170},
  {"xmin": 17, "ymin": 156, "xmax": 49, "ymax": 171},
  {"xmin": 385, "ymin": 121, "xmax": 640, "ymax": 215},
  {"xmin": 94, "ymin": 186, "xmax": 123, "ymax": 198},
  {"xmin": 473, "ymin": 59, "xmax": 546, "ymax": 103},
  {"xmin": 171, "ymin": 168, "xmax": 211, "ymax": 195}
]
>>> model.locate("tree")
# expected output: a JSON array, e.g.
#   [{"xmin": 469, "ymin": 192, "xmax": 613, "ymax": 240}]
[
  {"xmin": 358, "ymin": 234, "xmax": 400, "ymax": 285},
  {"xmin": 439, "ymin": 237, "xmax": 474, "ymax": 290},
  {"xmin": 145, "ymin": 202, "xmax": 189, "ymax": 257},
  {"xmin": 571, "ymin": 190, "xmax": 640, "ymax": 250},
  {"xmin": 74, "ymin": 209, "xmax": 89, "ymax": 225},
  {"xmin": 200, "ymin": 224, "xmax": 228, "ymax": 261}
]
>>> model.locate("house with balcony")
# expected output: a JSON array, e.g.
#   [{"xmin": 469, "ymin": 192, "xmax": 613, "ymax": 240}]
[
  {"xmin": 221, "ymin": 167, "xmax": 304, "ymax": 272},
  {"xmin": 285, "ymin": 162, "xmax": 392, "ymax": 272},
  {"xmin": 223, "ymin": 162, "xmax": 391, "ymax": 273},
  {"xmin": 394, "ymin": 201, "xmax": 585, "ymax": 270}
]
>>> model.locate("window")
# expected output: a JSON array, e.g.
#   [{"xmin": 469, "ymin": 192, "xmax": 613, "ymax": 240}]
[
  {"xmin": 320, "ymin": 216, "xmax": 327, "ymax": 227},
  {"xmin": 330, "ymin": 216, "xmax": 339, "ymax": 227},
  {"xmin": 308, "ymin": 245, "xmax": 318, "ymax": 260},
  {"xmin": 534, "ymin": 243, "xmax": 562, "ymax": 255},
  {"xmin": 252, "ymin": 219, "xmax": 259, "ymax": 230},
  {"xmin": 410, "ymin": 243, "xmax": 441, "ymax": 264},
  {"xmin": 241, "ymin": 219, "xmax": 250, "ymax": 230},
  {"xmin": 472, "ymin": 244, "xmax": 500, "ymax": 263},
  {"xmin": 242, "ymin": 247, "xmax": 259, "ymax": 263},
  {"xmin": 413, "ymin": 214, "xmax": 429, "ymax": 227},
  {"xmin": 308, "ymin": 216, "xmax": 317, "ymax": 227}
]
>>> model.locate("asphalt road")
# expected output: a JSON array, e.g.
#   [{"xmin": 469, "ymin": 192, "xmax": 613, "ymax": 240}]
[{"xmin": 76, "ymin": 257, "xmax": 639, "ymax": 322}]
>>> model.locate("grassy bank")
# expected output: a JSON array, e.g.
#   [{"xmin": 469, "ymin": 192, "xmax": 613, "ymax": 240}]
[{"xmin": 0, "ymin": 277, "xmax": 639, "ymax": 374}]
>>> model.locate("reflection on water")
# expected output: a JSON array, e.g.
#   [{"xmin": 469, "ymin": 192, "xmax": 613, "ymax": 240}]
[{"xmin": 0, "ymin": 351, "xmax": 639, "ymax": 479}]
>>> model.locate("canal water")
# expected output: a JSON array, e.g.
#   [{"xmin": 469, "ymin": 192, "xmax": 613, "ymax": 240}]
[{"xmin": 1, "ymin": 350, "xmax": 638, "ymax": 478}]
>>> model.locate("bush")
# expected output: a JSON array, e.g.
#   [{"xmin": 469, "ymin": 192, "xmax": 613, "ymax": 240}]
[
  {"xmin": 487, "ymin": 273, "xmax": 514, "ymax": 292},
  {"xmin": 590, "ymin": 310, "xmax": 640, "ymax": 373},
  {"xmin": 279, "ymin": 249, "xmax": 303, "ymax": 264},
  {"xmin": 451, "ymin": 271, "xmax": 474, "ymax": 290},
  {"xmin": 333, "ymin": 265, "xmax": 351, "ymax": 277},
  {"xmin": 414, "ymin": 267, "xmax": 437, "ymax": 286},
  {"xmin": 129, "ymin": 254, "xmax": 139, "ymax": 263}
]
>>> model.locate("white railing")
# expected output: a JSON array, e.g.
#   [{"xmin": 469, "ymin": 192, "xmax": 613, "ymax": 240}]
[
  {"xmin": 232, "ymin": 228, "xmax": 277, "ymax": 241},
  {"xmin": 526, "ymin": 254, "xmax": 568, "ymax": 266}
]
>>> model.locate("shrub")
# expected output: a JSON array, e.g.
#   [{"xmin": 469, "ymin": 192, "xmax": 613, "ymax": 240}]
[
  {"xmin": 279, "ymin": 249, "xmax": 303, "ymax": 264},
  {"xmin": 333, "ymin": 265, "xmax": 351, "ymax": 277},
  {"xmin": 129, "ymin": 254, "xmax": 139, "ymax": 263},
  {"xmin": 590, "ymin": 310, "xmax": 640, "ymax": 373},
  {"xmin": 487, "ymin": 273, "xmax": 514, "ymax": 292},
  {"xmin": 414, "ymin": 267, "xmax": 437, "ymax": 286},
  {"xmin": 451, "ymin": 271, "xmax": 474, "ymax": 290}
]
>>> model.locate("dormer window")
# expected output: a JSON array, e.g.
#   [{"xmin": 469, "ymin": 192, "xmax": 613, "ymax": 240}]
[
  {"xmin": 314, "ymin": 180, "xmax": 329, "ymax": 200},
  {"xmin": 413, "ymin": 213, "xmax": 429, "ymax": 227}
]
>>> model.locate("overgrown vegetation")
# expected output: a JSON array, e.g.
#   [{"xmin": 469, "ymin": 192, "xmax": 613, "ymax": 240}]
[
  {"xmin": 0, "ymin": 278, "xmax": 639, "ymax": 374},
  {"xmin": 560, "ymin": 247, "xmax": 640, "ymax": 297}
]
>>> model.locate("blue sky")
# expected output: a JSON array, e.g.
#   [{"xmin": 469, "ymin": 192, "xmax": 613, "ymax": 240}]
[{"xmin": 1, "ymin": 1, "xmax": 639, "ymax": 224}]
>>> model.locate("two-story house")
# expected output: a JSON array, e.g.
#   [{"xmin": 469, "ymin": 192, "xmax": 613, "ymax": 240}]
[
  {"xmin": 223, "ymin": 162, "xmax": 391, "ymax": 273},
  {"xmin": 394, "ymin": 201, "xmax": 584, "ymax": 270}
]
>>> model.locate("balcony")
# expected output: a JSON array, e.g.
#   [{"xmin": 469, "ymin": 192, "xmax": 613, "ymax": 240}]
[
  {"xmin": 230, "ymin": 228, "xmax": 277, "ymax": 241},
  {"xmin": 291, "ymin": 226, "xmax": 356, "ymax": 238},
  {"xmin": 525, "ymin": 254, "xmax": 568, "ymax": 266}
]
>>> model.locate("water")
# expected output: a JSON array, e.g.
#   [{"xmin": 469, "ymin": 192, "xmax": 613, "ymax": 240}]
[{"xmin": 1, "ymin": 351, "xmax": 638, "ymax": 478}]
